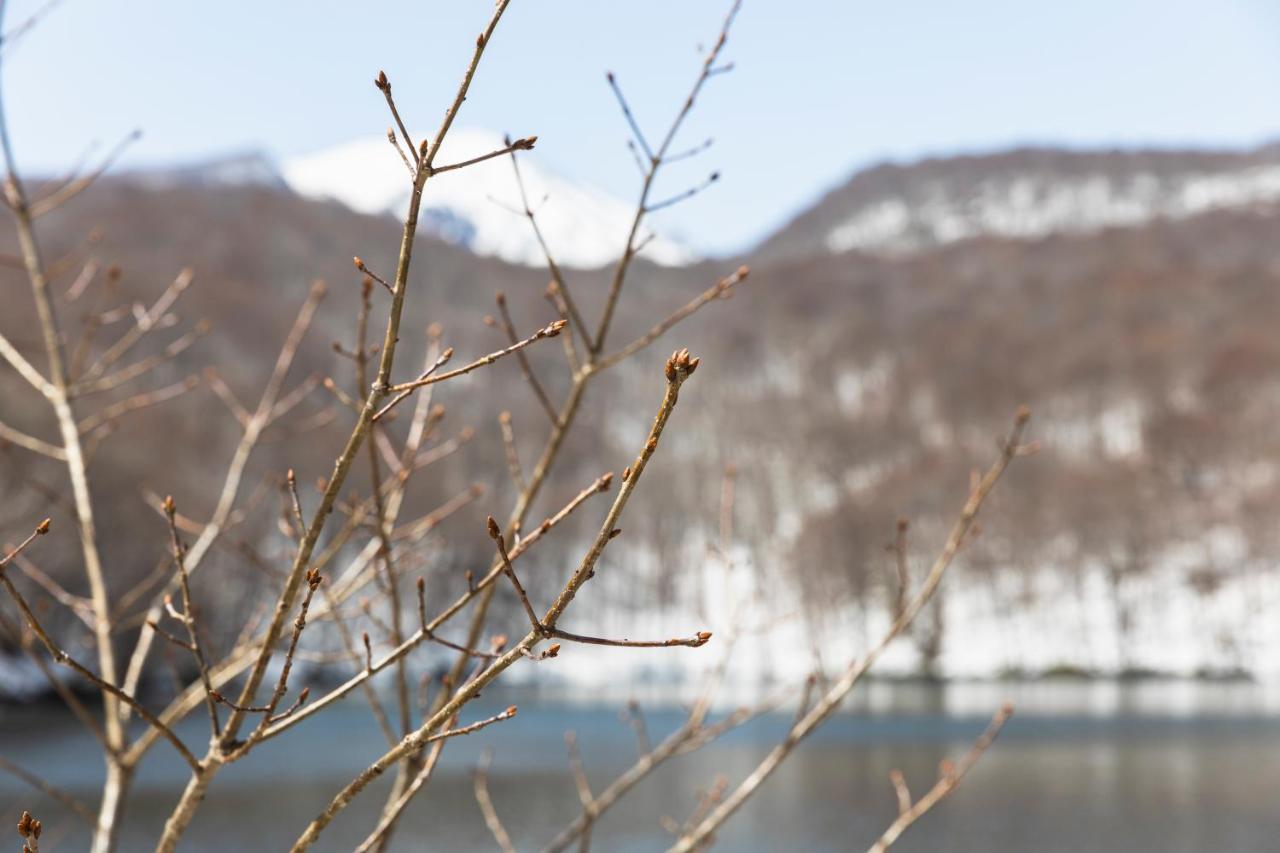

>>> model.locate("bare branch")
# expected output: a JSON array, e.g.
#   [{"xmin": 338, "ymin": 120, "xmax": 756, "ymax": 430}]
[
  {"xmin": 597, "ymin": 265, "xmax": 749, "ymax": 371},
  {"xmin": 474, "ymin": 749, "xmax": 516, "ymax": 853},
  {"xmin": 868, "ymin": 704, "xmax": 1015, "ymax": 852},
  {"xmin": 376, "ymin": 319, "xmax": 564, "ymax": 420},
  {"xmin": 671, "ymin": 407, "xmax": 1033, "ymax": 852}
]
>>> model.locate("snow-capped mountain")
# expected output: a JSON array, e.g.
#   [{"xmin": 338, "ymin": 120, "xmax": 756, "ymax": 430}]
[
  {"xmin": 281, "ymin": 129, "xmax": 693, "ymax": 270},
  {"xmin": 758, "ymin": 144, "xmax": 1280, "ymax": 261}
]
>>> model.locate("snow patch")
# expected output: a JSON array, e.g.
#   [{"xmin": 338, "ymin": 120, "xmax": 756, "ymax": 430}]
[{"xmin": 826, "ymin": 165, "xmax": 1280, "ymax": 255}]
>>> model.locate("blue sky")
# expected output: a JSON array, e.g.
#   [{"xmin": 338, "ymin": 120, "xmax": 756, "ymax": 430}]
[{"xmin": 4, "ymin": 0, "xmax": 1279, "ymax": 254}]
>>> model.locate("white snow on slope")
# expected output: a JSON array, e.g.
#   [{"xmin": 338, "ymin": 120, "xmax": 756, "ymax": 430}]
[
  {"xmin": 827, "ymin": 165, "xmax": 1280, "ymax": 255},
  {"xmin": 282, "ymin": 129, "xmax": 693, "ymax": 270}
]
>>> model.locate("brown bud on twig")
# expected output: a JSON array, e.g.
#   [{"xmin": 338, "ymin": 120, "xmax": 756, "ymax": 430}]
[
  {"xmin": 664, "ymin": 347, "xmax": 701, "ymax": 381},
  {"xmin": 163, "ymin": 495, "xmax": 176, "ymax": 515},
  {"xmin": 1015, "ymin": 404, "xmax": 1031, "ymax": 425},
  {"xmin": 486, "ymin": 516, "xmax": 501, "ymax": 540},
  {"xmin": 36, "ymin": 518, "xmax": 50, "ymax": 535},
  {"xmin": 622, "ymin": 466, "xmax": 632, "ymax": 482},
  {"xmin": 305, "ymin": 568, "xmax": 322, "ymax": 590},
  {"xmin": 374, "ymin": 70, "xmax": 389, "ymax": 91},
  {"xmin": 608, "ymin": 528, "xmax": 623, "ymax": 539},
  {"xmin": 511, "ymin": 135, "xmax": 537, "ymax": 151},
  {"xmin": 495, "ymin": 291, "xmax": 506, "ymax": 306},
  {"xmin": 599, "ymin": 472, "xmax": 614, "ymax": 491}
]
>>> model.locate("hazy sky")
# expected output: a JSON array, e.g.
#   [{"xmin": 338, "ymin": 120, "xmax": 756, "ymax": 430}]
[{"xmin": 4, "ymin": 0, "xmax": 1279, "ymax": 254}]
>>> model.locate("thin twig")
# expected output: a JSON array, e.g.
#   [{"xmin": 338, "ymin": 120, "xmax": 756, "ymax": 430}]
[
  {"xmin": 868, "ymin": 704, "xmax": 1015, "ymax": 852},
  {"xmin": 474, "ymin": 749, "xmax": 516, "ymax": 853}
]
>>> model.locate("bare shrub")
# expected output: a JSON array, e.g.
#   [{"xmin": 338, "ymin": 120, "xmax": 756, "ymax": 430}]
[{"xmin": 0, "ymin": 2, "xmax": 1033, "ymax": 851}]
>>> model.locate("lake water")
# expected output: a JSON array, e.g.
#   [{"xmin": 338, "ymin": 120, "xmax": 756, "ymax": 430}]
[{"xmin": 1, "ymin": 679, "xmax": 1277, "ymax": 851}]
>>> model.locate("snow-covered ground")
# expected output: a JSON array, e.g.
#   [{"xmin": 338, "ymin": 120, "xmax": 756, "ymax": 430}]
[
  {"xmin": 826, "ymin": 165, "xmax": 1280, "ymax": 255},
  {"xmin": 478, "ymin": 529, "xmax": 1280, "ymax": 700}
]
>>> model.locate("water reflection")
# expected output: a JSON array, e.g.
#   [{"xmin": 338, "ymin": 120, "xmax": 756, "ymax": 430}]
[{"xmin": 0, "ymin": 679, "xmax": 1276, "ymax": 851}]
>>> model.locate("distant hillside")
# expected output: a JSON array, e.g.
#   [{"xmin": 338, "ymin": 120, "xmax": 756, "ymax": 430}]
[
  {"xmin": 756, "ymin": 143, "xmax": 1280, "ymax": 262},
  {"xmin": 5, "ymin": 146, "xmax": 1280, "ymax": 682}
]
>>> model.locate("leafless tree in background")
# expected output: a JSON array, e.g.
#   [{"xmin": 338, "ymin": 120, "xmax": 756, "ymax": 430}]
[{"xmin": 0, "ymin": 1, "xmax": 1033, "ymax": 850}]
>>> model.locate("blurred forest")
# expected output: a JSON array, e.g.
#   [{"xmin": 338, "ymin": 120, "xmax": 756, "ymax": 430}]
[{"xmin": 4, "ymin": 147, "xmax": 1280, "ymax": 685}]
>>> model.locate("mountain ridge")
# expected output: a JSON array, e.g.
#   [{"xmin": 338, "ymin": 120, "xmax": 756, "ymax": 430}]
[{"xmin": 757, "ymin": 140, "xmax": 1280, "ymax": 263}]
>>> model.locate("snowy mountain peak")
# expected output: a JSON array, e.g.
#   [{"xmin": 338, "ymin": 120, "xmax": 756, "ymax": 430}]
[{"xmin": 281, "ymin": 129, "xmax": 693, "ymax": 270}]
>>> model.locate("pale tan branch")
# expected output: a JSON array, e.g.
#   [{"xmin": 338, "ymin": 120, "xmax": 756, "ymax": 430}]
[
  {"xmin": 76, "ymin": 375, "xmax": 199, "ymax": 434},
  {"xmin": 0, "ymin": 420, "xmax": 65, "ymax": 460},
  {"xmin": 498, "ymin": 411, "xmax": 527, "ymax": 492},
  {"xmin": 474, "ymin": 749, "xmax": 516, "ymax": 853},
  {"xmin": 29, "ymin": 129, "xmax": 141, "ymax": 218}
]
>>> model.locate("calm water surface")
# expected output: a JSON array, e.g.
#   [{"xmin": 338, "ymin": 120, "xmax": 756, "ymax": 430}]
[{"xmin": 0, "ymin": 680, "xmax": 1277, "ymax": 851}]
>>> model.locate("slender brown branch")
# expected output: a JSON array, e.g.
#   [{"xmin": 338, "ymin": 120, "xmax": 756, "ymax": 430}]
[
  {"xmin": 376, "ymin": 319, "xmax": 564, "ymax": 419},
  {"xmin": 429, "ymin": 135, "xmax": 535, "ymax": 176},
  {"xmin": 495, "ymin": 291, "xmax": 558, "ymax": 423},
  {"xmin": 0, "ymin": 755, "xmax": 95, "ymax": 825},
  {"xmin": 548, "ymin": 626, "xmax": 712, "ymax": 649},
  {"xmin": 597, "ymin": 265, "xmax": 749, "ymax": 371},
  {"xmin": 506, "ymin": 146, "xmax": 591, "ymax": 348},
  {"xmin": 605, "ymin": 71, "xmax": 654, "ymax": 163},
  {"xmin": 373, "ymin": 71, "xmax": 418, "ymax": 164},
  {"xmin": 488, "ymin": 516, "xmax": 544, "ymax": 634},
  {"xmin": 591, "ymin": 0, "xmax": 742, "ymax": 354},
  {"xmin": 868, "ymin": 704, "xmax": 1014, "ymax": 852},
  {"xmin": 162, "ymin": 496, "xmax": 220, "ymax": 737}
]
